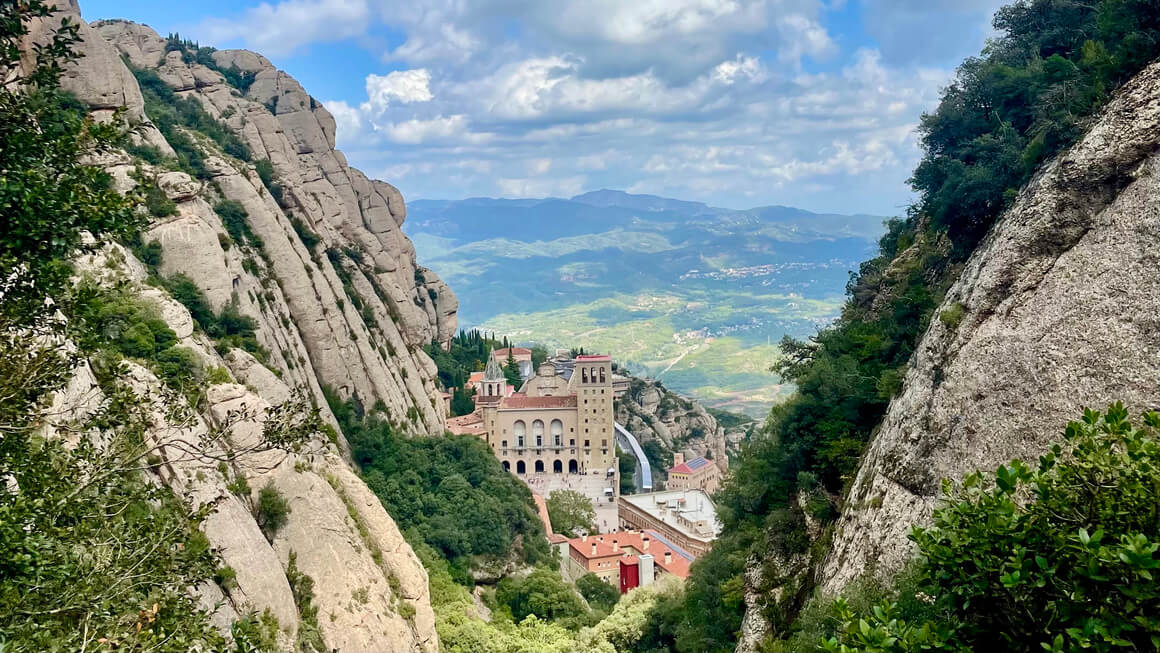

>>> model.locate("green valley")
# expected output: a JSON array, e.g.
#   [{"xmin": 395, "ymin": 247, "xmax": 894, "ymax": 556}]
[{"xmin": 405, "ymin": 191, "xmax": 883, "ymax": 416}]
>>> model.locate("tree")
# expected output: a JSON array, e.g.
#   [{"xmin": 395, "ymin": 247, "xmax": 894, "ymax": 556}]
[
  {"xmin": 0, "ymin": 0, "xmax": 142, "ymax": 320},
  {"xmin": 546, "ymin": 489, "xmax": 597, "ymax": 537},
  {"xmin": 618, "ymin": 451, "xmax": 636, "ymax": 494},
  {"xmin": 504, "ymin": 348, "xmax": 523, "ymax": 389},
  {"xmin": 577, "ymin": 573, "xmax": 621, "ymax": 612},
  {"xmin": 531, "ymin": 344, "xmax": 549, "ymax": 370},
  {"xmin": 496, "ymin": 568, "xmax": 590, "ymax": 625},
  {"xmin": 825, "ymin": 403, "xmax": 1160, "ymax": 653}
]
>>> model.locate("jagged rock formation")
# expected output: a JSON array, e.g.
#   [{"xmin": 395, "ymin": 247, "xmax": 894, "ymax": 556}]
[
  {"xmin": 89, "ymin": 17, "xmax": 457, "ymax": 436},
  {"xmin": 616, "ymin": 376, "xmax": 750, "ymax": 482},
  {"xmin": 819, "ymin": 59, "xmax": 1160, "ymax": 595},
  {"xmin": 27, "ymin": 3, "xmax": 457, "ymax": 650}
]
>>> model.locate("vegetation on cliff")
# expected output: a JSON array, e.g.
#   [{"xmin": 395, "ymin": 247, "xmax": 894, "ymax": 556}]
[
  {"xmin": 327, "ymin": 389, "xmax": 549, "ymax": 584},
  {"xmin": 0, "ymin": 5, "xmax": 318, "ymax": 648},
  {"xmin": 822, "ymin": 404, "xmax": 1160, "ymax": 652},
  {"xmin": 661, "ymin": 1, "xmax": 1160, "ymax": 650}
]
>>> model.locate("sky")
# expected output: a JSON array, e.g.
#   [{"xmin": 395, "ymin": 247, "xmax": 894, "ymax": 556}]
[{"xmin": 80, "ymin": 0, "xmax": 1008, "ymax": 216}]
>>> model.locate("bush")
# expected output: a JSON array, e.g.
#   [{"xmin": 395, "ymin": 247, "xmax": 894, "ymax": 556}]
[
  {"xmin": 546, "ymin": 489, "xmax": 597, "ymax": 537},
  {"xmin": 825, "ymin": 404, "xmax": 1160, "ymax": 653},
  {"xmin": 144, "ymin": 178, "xmax": 178, "ymax": 218},
  {"xmin": 496, "ymin": 568, "xmax": 590, "ymax": 625},
  {"xmin": 256, "ymin": 482, "xmax": 291, "ymax": 539},
  {"xmin": 577, "ymin": 573, "xmax": 621, "ymax": 613}
]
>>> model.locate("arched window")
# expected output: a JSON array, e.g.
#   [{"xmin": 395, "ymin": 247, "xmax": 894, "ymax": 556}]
[
  {"xmin": 553, "ymin": 460, "xmax": 563, "ymax": 473},
  {"xmin": 599, "ymin": 368, "xmax": 606, "ymax": 383},
  {"xmin": 514, "ymin": 421, "xmax": 526, "ymax": 448},
  {"xmin": 582, "ymin": 368, "xmax": 589, "ymax": 383},
  {"xmin": 533, "ymin": 420, "xmax": 544, "ymax": 447},
  {"xmin": 502, "ymin": 461, "xmax": 510, "ymax": 472},
  {"xmin": 551, "ymin": 420, "xmax": 563, "ymax": 446},
  {"xmin": 569, "ymin": 459, "xmax": 578, "ymax": 473},
  {"xmin": 535, "ymin": 460, "xmax": 545, "ymax": 473},
  {"xmin": 516, "ymin": 461, "xmax": 526, "ymax": 475}
]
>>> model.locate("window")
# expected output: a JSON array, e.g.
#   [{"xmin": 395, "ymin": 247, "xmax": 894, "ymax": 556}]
[
  {"xmin": 582, "ymin": 368, "xmax": 589, "ymax": 383},
  {"xmin": 533, "ymin": 420, "xmax": 544, "ymax": 447},
  {"xmin": 602, "ymin": 439, "xmax": 607, "ymax": 446},
  {"xmin": 584, "ymin": 440, "xmax": 590, "ymax": 447},
  {"xmin": 502, "ymin": 440, "xmax": 508, "ymax": 448},
  {"xmin": 600, "ymin": 368, "xmax": 606, "ymax": 383},
  {"xmin": 515, "ymin": 420, "xmax": 526, "ymax": 448},
  {"xmin": 552, "ymin": 420, "xmax": 563, "ymax": 446}
]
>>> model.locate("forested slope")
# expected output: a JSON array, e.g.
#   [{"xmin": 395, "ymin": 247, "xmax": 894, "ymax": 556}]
[{"xmin": 644, "ymin": 2, "xmax": 1160, "ymax": 651}]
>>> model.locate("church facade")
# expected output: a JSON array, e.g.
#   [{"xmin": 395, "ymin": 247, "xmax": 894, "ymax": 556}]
[{"xmin": 448, "ymin": 354, "xmax": 618, "ymax": 478}]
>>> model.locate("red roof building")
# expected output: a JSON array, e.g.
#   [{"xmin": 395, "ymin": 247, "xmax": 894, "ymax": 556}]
[
  {"xmin": 666, "ymin": 453, "xmax": 721, "ymax": 495},
  {"xmin": 564, "ymin": 530, "xmax": 692, "ymax": 591}
]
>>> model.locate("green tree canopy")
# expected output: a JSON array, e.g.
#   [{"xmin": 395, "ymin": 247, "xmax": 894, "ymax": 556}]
[{"xmin": 546, "ymin": 489, "xmax": 597, "ymax": 538}]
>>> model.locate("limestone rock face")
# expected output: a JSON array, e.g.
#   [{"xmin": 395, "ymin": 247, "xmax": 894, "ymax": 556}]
[
  {"xmin": 58, "ymin": 248, "xmax": 439, "ymax": 652},
  {"xmin": 36, "ymin": 4, "xmax": 455, "ymax": 650},
  {"xmin": 820, "ymin": 60, "xmax": 1160, "ymax": 595},
  {"xmin": 88, "ymin": 18, "xmax": 457, "ymax": 436}
]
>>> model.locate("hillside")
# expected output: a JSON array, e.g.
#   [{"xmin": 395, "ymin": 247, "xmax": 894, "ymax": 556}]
[
  {"xmin": 3, "ymin": 3, "xmax": 461, "ymax": 649},
  {"xmin": 406, "ymin": 191, "xmax": 885, "ymax": 416},
  {"xmin": 645, "ymin": 3, "xmax": 1160, "ymax": 652}
]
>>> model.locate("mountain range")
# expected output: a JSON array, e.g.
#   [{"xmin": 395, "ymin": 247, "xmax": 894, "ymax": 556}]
[{"xmin": 405, "ymin": 190, "xmax": 888, "ymax": 416}]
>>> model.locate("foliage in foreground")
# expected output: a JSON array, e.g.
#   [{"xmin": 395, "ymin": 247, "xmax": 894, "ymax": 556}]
[{"xmin": 824, "ymin": 404, "xmax": 1160, "ymax": 653}]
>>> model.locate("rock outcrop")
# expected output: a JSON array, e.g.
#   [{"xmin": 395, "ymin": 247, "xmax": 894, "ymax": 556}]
[
  {"xmin": 87, "ymin": 17, "xmax": 457, "ymax": 437},
  {"xmin": 820, "ymin": 59, "xmax": 1160, "ymax": 594},
  {"xmin": 616, "ymin": 376, "xmax": 751, "ymax": 483}
]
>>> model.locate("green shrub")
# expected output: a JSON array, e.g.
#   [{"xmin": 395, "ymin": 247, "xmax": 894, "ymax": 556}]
[
  {"xmin": 231, "ymin": 609, "xmax": 279, "ymax": 653},
  {"xmin": 286, "ymin": 551, "xmax": 326, "ymax": 651},
  {"xmin": 144, "ymin": 178, "xmax": 178, "ymax": 218},
  {"xmin": 577, "ymin": 573, "xmax": 621, "ymax": 613},
  {"xmin": 137, "ymin": 239, "xmax": 164, "ymax": 270},
  {"xmin": 938, "ymin": 302, "xmax": 966, "ymax": 329},
  {"xmin": 215, "ymin": 200, "xmax": 255, "ymax": 246},
  {"xmin": 154, "ymin": 346, "xmax": 200, "ymax": 388},
  {"xmin": 256, "ymin": 482, "xmax": 291, "ymax": 539},
  {"xmin": 825, "ymin": 404, "xmax": 1160, "ymax": 653},
  {"xmin": 496, "ymin": 568, "xmax": 590, "ymax": 625},
  {"xmin": 205, "ymin": 365, "xmax": 232, "ymax": 384}
]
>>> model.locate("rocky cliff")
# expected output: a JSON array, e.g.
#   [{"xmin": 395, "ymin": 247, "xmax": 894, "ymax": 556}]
[
  {"xmin": 27, "ymin": 3, "xmax": 457, "ymax": 650},
  {"xmin": 820, "ymin": 58, "xmax": 1160, "ymax": 594},
  {"xmin": 89, "ymin": 15, "xmax": 457, "ymax": 437},
  {"xmin": 616, "ymin": 376, "xmax": 751, "ymax": 483}
]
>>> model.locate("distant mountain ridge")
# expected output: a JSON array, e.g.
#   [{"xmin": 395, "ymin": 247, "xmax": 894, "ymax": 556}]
[
  {"xmin": 404, "ymin": 190, "xmax": 888, "ymax": 416},
  {"xmin": 408, "ymin": 189, "xmax": 887, "ymax": 245}
]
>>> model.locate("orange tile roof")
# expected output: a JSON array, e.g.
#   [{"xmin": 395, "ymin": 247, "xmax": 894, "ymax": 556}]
[
  {"xmin": 574, "ymin": 354, "xmax": 611, "ymax": 361},
  {"xmin": 493, "ymin": 347, "xmax": 532, "ymax": 359},
  {"xmin": 500, "ymin": 394, "xmax": 577, "ymax": 410},
  {"xmin": 446, "ymin": 411, "xmax": 486, "ymax": 436},
  {"xmin": 567, "ymin": 530, "xmax": 691, "ymax": 579},
  {"xmin": 467, "ymin": 371, "xmax": 484, "ymax": 384}
]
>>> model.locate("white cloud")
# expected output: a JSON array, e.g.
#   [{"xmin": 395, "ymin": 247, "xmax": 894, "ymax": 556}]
[
  {"xmin": 378, "ymin": 115, "xmax": 493, "ymax": 145},
  {"xmin": 496, "ymin": 176, "xmax": 587, "ymax": 198},
  {"xmin": 364, "ymin": 69, "xmax": 433, "ymax": 111},
  {"xmin": 191, "ymin": 0, "xmax": 998, "ymax": 213},
  {"xmin": 197, "ymin": 0, "xmax": 370, "ymax": 56},
  {"xmin": 712, "ymin": 55, "xmax": 765, "ymax": 84}
]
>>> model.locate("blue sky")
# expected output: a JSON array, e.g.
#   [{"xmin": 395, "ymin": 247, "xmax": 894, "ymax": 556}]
[{"xmin": 80, "ymin": 0, "xmax": 1007, "ymax": 215}]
